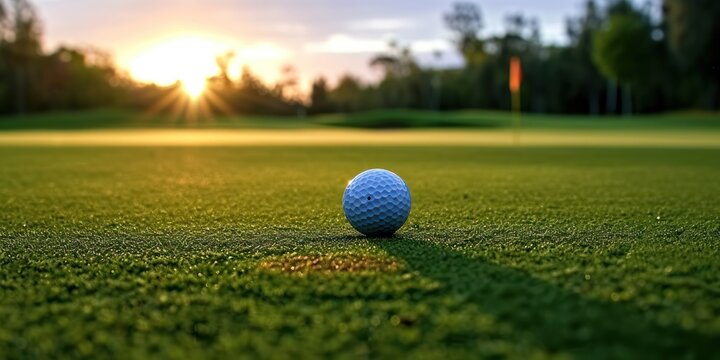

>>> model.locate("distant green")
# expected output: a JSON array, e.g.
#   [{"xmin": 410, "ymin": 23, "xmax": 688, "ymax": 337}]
[{"xmin": 1, "ymin": 108, "xmax": 719, "ymax": 130}]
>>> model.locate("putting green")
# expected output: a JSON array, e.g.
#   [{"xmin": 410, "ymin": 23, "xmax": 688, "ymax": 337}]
[{"xmin": 0, "ymin": 128, "xmax": 719, "ymax": 148}]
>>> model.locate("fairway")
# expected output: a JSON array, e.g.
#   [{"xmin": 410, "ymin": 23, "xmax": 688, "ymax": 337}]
[{"xmin": 1, "ymin": 145, "xmax": 718, "ymax": 358}]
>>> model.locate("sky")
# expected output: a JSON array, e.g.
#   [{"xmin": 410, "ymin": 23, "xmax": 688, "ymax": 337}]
[{"xmin": 33, "ymin": 0, "xmax": 595, "ymax": 91}]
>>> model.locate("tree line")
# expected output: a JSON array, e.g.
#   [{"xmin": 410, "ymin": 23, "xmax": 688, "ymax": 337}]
[
  {"xmin": 1, "ymin": 0, "xmax": 718, "ymax": 116},
  {"xmin": 310, "ymin": 0, "xmax": 719, "ymax": 115}
]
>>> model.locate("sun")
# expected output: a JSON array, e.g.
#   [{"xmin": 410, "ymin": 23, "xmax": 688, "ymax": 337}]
[
  {"xmin": 182, "ymin": 76, "xmax": 206, "ymax": 100},
  {"xmin": 128, "ymin": 36, "xmax": 223, "ymax": 98}
]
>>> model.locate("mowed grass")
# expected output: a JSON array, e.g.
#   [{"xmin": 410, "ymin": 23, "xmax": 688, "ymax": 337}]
[{"xmin": 0, "ymin": 146, "xmax": 719, "ymax": 358}]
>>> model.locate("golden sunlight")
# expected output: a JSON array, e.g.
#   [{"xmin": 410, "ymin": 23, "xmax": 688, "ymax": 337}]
[
  {"xmin": 182, "ymin": 77, "xmax": 206, "ymax": 100},
  {"xmin": 128, "ymin": 36, "xmax": 223, "ymax": 98}
]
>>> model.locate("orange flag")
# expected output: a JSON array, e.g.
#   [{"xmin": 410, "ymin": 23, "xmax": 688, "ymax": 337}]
[{"xmin": 509, "ymin": 57, "xmax": 522, "ymax": 93}]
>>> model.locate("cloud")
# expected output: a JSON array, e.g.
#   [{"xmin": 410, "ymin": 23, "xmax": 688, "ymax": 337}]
[
  {"xmin": 272, "ymin": 23, "xmax": 308, "ymax": 35},
  {"xmin": 235, "ymin": 43, "xmax": 289, "ymax": 61},
  {"xmin": 305, "ymin": 34, "xmax": 387, "ymax": 54},
  {"xmin": 349, "ymin": 18, "xmax": 414, "ymax": 31},
  {"xmin": 410, "ymin": 39, "xmax": 453, "ymax": 53},
  {"xmin": 306, "ymin": 34, "xmax": 452, "ymax": 54}
]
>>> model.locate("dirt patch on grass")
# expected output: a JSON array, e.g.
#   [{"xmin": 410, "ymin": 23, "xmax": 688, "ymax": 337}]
[{"xmin": 259, "ymin": 253, "xmax": 401, "ymax": 274}]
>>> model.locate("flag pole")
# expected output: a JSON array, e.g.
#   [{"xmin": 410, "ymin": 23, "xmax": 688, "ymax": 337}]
[
  {"xmin": 512, "ymin": 87, "xmax": 521, "ymax": 145},
  {"xmin": 509, "ymin": 57, "xmax": 522, "ymax": 145}
]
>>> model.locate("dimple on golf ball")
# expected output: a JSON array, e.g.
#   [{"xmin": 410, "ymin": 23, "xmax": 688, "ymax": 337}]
[{"xmin": 342, "ymin": 169, "xmax": 411, "ymax": 236}]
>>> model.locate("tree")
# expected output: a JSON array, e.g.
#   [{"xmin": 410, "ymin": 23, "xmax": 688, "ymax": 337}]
[
  {"xmin": 0, "ymin": 1, "xmax": 6, "ymax": 39},
  {"xmin": 444, "ymin": 2, "xmax": 485, "ymax": 65},
  {"xmin": 214, "ymin": 51, "xmax": 235, "ymax": 87},
  {"xmin": 309, "ymin": 77, "xmax": 333, "ymax": 114},
  {"xmin": 664, "ymin": 0, "xmax": 720, "ymax": 108},
  {"xmin": 369, "ymin": 42, "xmax": 425, "ymax": 108},
  {"xmin": 330, "ymin": 75, "xmax": 365, "ymax": 112},
  {"xmin": 566, "ymin": 0, "xmax": 605, "ymax": 114},
  {"xmin": 275, "ymin": 64, "xmax": 300, "ymax": 100},
  {"xmin": 0, "ymin": 0, "xmax": 42, "ymax": 114},
  {"xmin": 234, "ymin": 66, "xmax": 297, "ymax": 115},
  {"xmin": 369, "ymin": 41, "xmax": 417, "ymax": 78},
  {"xmin": 38, "ymin": 46, "xmax": 124, "ymax": 110},
  {"xmin": 593, "ymin": 3, "xmax": 656, "ymax": 114},
  {"xmin": 0, "ymin": 1, "xmax": 7, "ymax": 109}
]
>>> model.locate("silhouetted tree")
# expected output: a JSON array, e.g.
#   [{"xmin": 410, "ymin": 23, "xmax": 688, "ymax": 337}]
[
  {"xmin": 275, "ymin": 64, "xmax": 300, "ymax": 100},
  {"xmin": 1, "ymin": 0, "xmax": 718, "ymax": 116},
  {"xmin": 36, "ymin": 46, "xmax": 123, "ymax": 109},
  {"xmin": 369, "ymin": 42, "xmax": 430, "ymax": 108},
  {"xmin": 566, "ymin": 0, "xmax": 605, "ymax": 114},
  {"xmin": 664, "ymin": 0, "xmax": 720, "ymax": 108},
  {"xmin": 593, "ymin": 1, "xmax": 657, "ymax": 114},
  {"xmin": 330, "ymin": 75, "xmax": 366, "ymax": 112},
  {"xmin": 214, "ymin": 51, "xmax": 235, "ymax": 86},
  {"xmin": 309, "ymin": 77, "xmax": 333, "ymax": 114},
  {"xmin": 0, "ymin": 0, "xmax": 42, "ymax": 113},
  {"xmin": 232, "ymin": 66, "xmax": 297, "ymax": 115},
  {"xmin": 444, "ymin": 2, "xmax": 485, "ymax": 65}
]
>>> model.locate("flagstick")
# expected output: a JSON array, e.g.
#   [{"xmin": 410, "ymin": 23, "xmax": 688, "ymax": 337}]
[
  {"xmin": 512, "ymin": 89, "xmax": 521, "ymax": 145},
  {"xmin": 509, "ymin": 56, "xmax": 522, "ymax": 145}
]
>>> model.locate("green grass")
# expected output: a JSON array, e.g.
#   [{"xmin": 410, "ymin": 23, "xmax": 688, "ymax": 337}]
[
  {"xmin": 318, "ymin": 109, "xmax": 720, "ymax": 130},
  {"xmin": 0, "ymin": 109, "xmax": 316, "ymax": 130},
  {"xmin": 1, "ymin": 146, "xmax": 719, "ymax": 358},
  {"xmin": 1, "ymin": 108, "xmax": 719, "ymax": 131}
]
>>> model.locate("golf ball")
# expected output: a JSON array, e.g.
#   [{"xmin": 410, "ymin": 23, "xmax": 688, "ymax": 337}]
[{"xmin": 342, "ymin": 169, "xmax": 411, "ymax": 236}]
